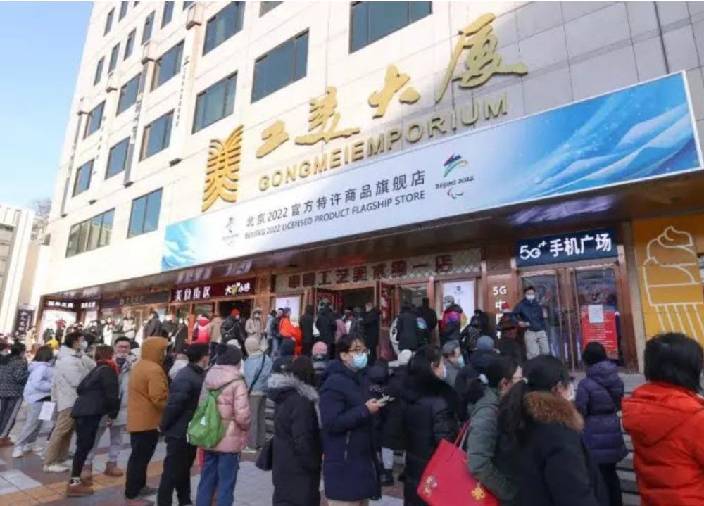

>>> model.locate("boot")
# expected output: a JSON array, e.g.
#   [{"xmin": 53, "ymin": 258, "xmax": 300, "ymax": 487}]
[
  {"xmin": 104, "ymin": 461, "xmax": 124, "ymax": 477},
  {"xmin": 66, "ymin": 480, "xmax": 94, "ymax": 497},
  {"xmin": 80, "ymin": 464, "xmax": 93, "ymax": 486}
]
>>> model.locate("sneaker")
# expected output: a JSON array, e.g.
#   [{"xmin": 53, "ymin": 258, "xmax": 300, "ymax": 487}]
[
  {"xmin": 12, "ymin": 446, "xmax": 26, "ymax": 458},
  {"xmin": 66, "ymin": 480, "xmax": 94, "ymax": 497},
  {"xmin": 137, "ymin": 486, "xmax": 158, "ymax": 497},
  {"xmin": 44, "ymin": 463, "xmax": 69, "ymax": 473}
]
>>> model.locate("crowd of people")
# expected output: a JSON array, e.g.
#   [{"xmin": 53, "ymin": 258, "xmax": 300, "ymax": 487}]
[{"xmin": 0, "ymin": 294, "xmax": 700, "ymax": 506}]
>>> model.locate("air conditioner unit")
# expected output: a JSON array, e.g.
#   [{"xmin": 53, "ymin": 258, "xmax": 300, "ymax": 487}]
[
  {"xmin": 186, "ymin": 3, "xmax": 204, "ymax": 29},
  {"xmin": 142, "ymin": 41, "xmax": 156, "ymax": 64}
]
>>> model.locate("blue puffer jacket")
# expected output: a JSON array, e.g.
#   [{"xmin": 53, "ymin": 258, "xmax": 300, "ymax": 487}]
[
  {"xmin": 23, "ymin": 361, "xmax": 54, "ymax": 403},
  {"xmin": 320, "ymin": 360, "xmax": 381, "ymax": 502},
  {"xmin": 575, "ymin": 360, "xmax": 627, "ymax": 464}
]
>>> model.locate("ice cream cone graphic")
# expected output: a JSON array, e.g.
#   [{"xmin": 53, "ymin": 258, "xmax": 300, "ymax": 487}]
[{"xmin": 643, "ymin": 226, "xmax": 704, "ymax": 339}]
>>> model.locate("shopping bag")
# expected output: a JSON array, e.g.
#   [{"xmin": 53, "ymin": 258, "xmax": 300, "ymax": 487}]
[
  {"xmin": 417, "ymin": 422, "xmax": 499, "ymax": 506},
  {"xmin": 38, "ymin": 401, "xmax": 56, "ymax": 421}
]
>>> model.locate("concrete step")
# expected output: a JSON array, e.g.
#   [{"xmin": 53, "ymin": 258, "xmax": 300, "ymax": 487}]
[
  {"xmin": 622, "ymin": 492, "xmax": 641, "ymax": 505},
  {"xmin": 618, "ymin": 470, "xmax": 639, "ymax": 494}
]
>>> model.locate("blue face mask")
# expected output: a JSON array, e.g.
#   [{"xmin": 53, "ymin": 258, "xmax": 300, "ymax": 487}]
[
  {"xmin": 351, "ymin": 352, "xmax": 368, "ymax": 370},
  {"xmin": 458, "ymin": 356, "xmax": 465, "ymax": 368}
]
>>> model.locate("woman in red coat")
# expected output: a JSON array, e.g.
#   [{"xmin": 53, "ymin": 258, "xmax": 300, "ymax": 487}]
[{"xmin": 623, "ymin": 332, "xmax": 704, "ymax": 506}]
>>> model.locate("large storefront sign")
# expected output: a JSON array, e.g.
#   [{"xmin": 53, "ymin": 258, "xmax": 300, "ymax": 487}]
[
  {"xmin": 516, "ymin": 229, "xmax": 617, "ymax": 267},
  {"xmin": 633, "ymin": 215, "xmax": 704, "ymax": 345},
  {"xmin": 274, "ymin": 250, "xmax": 481, "ymax": 292},
  {"xmin": 163, "ymin": 73, "xmax": 701, "ymax": 271},
  {"xmin": 170, "ymin": 278, "xmax": 257, "ymax": 303}
]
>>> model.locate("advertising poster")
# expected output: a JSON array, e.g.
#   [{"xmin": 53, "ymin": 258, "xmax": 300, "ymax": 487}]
[
  {"xmin": 581, "ymin": 306, "xmax": 619, "ymax": 357},
  {"xmin": 442, "ymin": 280, "xmax": 475, "ymax": 328},
  {"xmin": 162, "ymin": 74, "xmax": 701, "ymax": 271},
  {"xmin": 275, "ymin": 296, "xmax": 302, "ymax": 325}
]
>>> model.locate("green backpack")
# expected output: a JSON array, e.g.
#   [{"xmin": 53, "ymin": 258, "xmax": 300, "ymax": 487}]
[{"xmin": 187, "ymin": 380, "xmax": 234, "ymax": 448}]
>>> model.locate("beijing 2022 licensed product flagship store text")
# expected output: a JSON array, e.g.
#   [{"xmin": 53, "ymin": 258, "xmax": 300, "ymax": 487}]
[{"xmin": 157, "ymin": 73, "xmax": 703, "ymax": 370}]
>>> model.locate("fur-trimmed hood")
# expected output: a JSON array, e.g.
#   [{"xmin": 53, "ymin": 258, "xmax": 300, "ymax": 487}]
[
  {"xmin": 267, "ymin": 372, "xmax": 319, "ymax": 404},
  {"xmin": 524, "ymin": 391, "xmax": 584, "ymax": 432}
]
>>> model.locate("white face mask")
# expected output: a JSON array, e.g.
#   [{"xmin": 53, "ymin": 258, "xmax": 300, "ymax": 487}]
[{"xmin": 526, "ymin": 294, "xmax": 536, "ymax": 302}]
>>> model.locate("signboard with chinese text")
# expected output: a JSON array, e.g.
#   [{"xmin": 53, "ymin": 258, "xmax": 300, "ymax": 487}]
[
  {"xmin": 14, "ymin": 308, "xmax": 34, "ymax": 336},
  {"xmin": 580, "ymin": 306, "xmax": 619, "ymax": 358},
  {"xmin": 44, "ymin": 300, "xmax": 77, "ymax": 311},
  {"xmin": 516, "ymin": 229, "xmax": 617, "ymax": 267},
  {"xmin": 163, "ymin": 74, "xmax": 701, "ymax": 271},
  {"xmin": 170, "ymin": 278, "xmax": 257, "ymax": 303}
]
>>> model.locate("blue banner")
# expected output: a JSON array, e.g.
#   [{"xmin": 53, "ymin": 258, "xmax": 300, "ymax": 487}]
[{"xmin": 162, "ymin": 73, "xmax": 701, "ymax": 271}]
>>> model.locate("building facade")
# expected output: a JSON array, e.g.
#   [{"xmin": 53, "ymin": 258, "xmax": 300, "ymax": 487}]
[
  {"xmin": 0, "ymin": 204, "xmax": 35, "ymax": 335},
  {"xmin": 43, "ymin": 1, "xmax": 704, "ymax": 369}
]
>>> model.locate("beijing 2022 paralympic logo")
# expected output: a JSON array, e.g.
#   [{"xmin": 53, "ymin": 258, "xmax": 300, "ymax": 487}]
[{"xmin": 438, "ymin": 154, "xmax": 473, "ymax": 199}]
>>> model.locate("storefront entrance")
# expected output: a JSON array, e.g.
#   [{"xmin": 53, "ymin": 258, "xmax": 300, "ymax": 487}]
[
  {"xmin": 520, "ymin": 264, "xmax": 623, "ymax": 369},
  {"xmin": 316, "ymin": 287, "xmax": 375, "ymax": 313}
]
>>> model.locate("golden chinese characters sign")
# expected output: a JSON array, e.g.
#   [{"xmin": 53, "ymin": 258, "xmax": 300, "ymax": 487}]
[
  {"xmin": 202, "ymin": 125, "xmax": 243, "ymax": 212},
  {"xmin": 205, "ymin": 12, "xmax": 527, "ymax": 205}
]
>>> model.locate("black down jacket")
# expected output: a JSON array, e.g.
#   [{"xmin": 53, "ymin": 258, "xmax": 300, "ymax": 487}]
[
  {"xmin": 401, "ymin": 372, "xmax": 460, "ymax": 506},
  {"xmin": 268, "ymin": 372, "xmax": 322, "ymax": 506},
  {"xmin": 160, "ymin": 363, "xmax": 205, "ymax": 439},
  {"xmin": 72, "ymin": 364, "xmax": 120, "ymax": 419}
]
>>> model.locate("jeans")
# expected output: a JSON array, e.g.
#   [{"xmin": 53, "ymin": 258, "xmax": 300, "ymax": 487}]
[
  {"xmin": 157, "ymin": 437, "xmax": 196, "ymax": 506},
  {"xmin": 0, "ymin": 397, "xmax": 22, "ymax": 438},
  {"xmin": 125, "ymin": 430, "xmax": 159, "ymax": 499},
  {"xmin": 71, "ymin": 415, "xmax": 102, "ymax": 478},
  {"xmin": 86, "ymin": 422, "xmax": 123, "ymax": 465},
  {"xmin": 15, "ymin": 400, "xmax": 53, "ymax": 449},
  {"xmin": 196, "ymin": 451, "xmax": 239, "ymax": 506},
  {"xmin": 44, "ymin": 408, "xmax": 75, "ymax": 465},
  {"xmin": 525, "ymin": 330, "xmax": 550, "ymax": 359}
]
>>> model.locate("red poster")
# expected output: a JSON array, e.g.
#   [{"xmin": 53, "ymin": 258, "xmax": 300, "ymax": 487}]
[{"xmin": 580, "ymin": 306, "xmax": 618, "ymax": 358}]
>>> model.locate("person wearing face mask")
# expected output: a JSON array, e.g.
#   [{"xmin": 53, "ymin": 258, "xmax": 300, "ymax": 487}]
[
  {"xmin": 320, "ymin": 334, "xmax": 382, "ymax": 505},
  {"xmin": 498, "ymin": 355, "xmax": 608, "ymax": 506},
  {"xmin": 513, "ymin": 286, "xmax": 550, "ymax": 359},
  {"xmin": 441, "ymin": 340, "xmax": 464, "ymax": 388},
  {"xmin": 401, "ymin": 345, "xmax": 460, "ymax": 506},
  {"xmin": 82, "ymin": 336, "xmax": 136, "ymax": 482},
  {"xmin": 466, "ymin": 355, "xmax": 522, "ymax": 506}
]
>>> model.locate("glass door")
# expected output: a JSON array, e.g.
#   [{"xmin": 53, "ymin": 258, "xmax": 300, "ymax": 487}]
[
  {"xmin": 521, "ymin": 274, "xmax": 568, "ymax": 363},
  {"xmin": 572, "ymin": 267, "xmax": 622, "ymax": 363}
]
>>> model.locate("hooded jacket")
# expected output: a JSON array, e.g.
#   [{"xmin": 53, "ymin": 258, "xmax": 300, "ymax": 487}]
[
  {"xmin": 268, "ymin": 372, "xmax": 322, "ymax": 506},
  {"xmin": 623, "ymin": 382, "xmax": 704, "ymax": 506},
  {"xmin": 244, "ymin": 351, "xmax": 272, "ymax": 394},
  {"xmin": 320, "ymin": 360, "xmax": 381, "ymax": 502},
  {"xmin": 160, "ymin": 363, "xmax": 205, "ymax": 439},
  {"xmin": 575, "ymin": 360, "xmax": 627, "ymax": 464},
  {"xmin": 127, "ymin": 337, "xmax": 169, "ymax": 432},
  {"xmin": 23, "ymin": 361, "xmax": 54, "ymax": 403},
  {"xmin": 71, "ymin": 364, "xmax": 120, "ymax": 419},
  {"xmin": 202, "ymin": 364, "xmax": 251, "ymax": 453},
  {"xmin": 0, "ymin": 354, "xmax": 29, "ymax": 398},
  {"xmin": 279, "ymin": 316, "xmax": 302, "ymax": 355},
  {"xmin": 518, "ymin": 392, "xmax": 607, "ymax": 506},
  {"xmin": 401, "ymin": 372, "xmax": 460, "ymax": 506},
  {"xmin": 51, "ymin": 346, "xmax": 95, "ymax": 411}
]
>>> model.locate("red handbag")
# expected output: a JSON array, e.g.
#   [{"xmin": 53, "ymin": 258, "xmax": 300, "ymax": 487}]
[{"xmin": 416, "ymin": 421, "xmax": 499, "ymax": 506}]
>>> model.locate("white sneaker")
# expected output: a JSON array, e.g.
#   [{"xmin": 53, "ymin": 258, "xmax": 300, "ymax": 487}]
[
  {"xmin": 43, "ymin": 463, "xmax": 69, "ymax": 473},
  {"xmin": 33, "ymin": 445, "xmax": 45, "ymax": 456},
  {"xmin": 12, "ymin": 446, "xmax": 26, "ymax": 458}
]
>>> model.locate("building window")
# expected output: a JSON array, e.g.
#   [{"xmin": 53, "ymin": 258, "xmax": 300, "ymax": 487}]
[
  {"xmin": 162, "ymin": 1, "xmax": 174, "ymax": 26},
  {"xmin": 124, "ymin": 29, "xmax": 136, "ymax": 59},
  {"xmin": 252, "ymin": 30, "xmax": 308, "ymax": 102},
  {"xmin": 117, "ymin": 73, "xmax": 141, "ymax": 114},
  {"xmin": 106, "ymin": 138, "xmax": 130, "ymax": 178},
  {"xmin": 119, "ymin": 1, "xmax": 128, "ymax": 20},
  {"xmin": 142, "ymin": 11, "xmax": 155, "ymax": 44},
  {"xmin": 152, "ymin": 41, "xmax": 183, "ymax": 89},
  {"xmin": 203, "ymin": 2, "xmax": 245, "ymax": 55},
  {"xmin": 259, "ymin": 1, "xmax": 281, "ymax": 16},
  {"xmin": 108, "ymin": 43, "xmax": 120, "ymax": 73},
  {"xmin": 140, "ymin": 111, "xmax": 173, "ymax": 159},
  {"xmin": 105, "ymin": 8, "xmax": 114, "ymax": 35},
  {"xmin": 73, "ymin": 160, "xmax": 93, "ymax": 196},
  {"xmin": 66, "ymin": 209, "xmax": 114, "ymax": 257},
  {"xmin": 83, "ymin": 101, "xmax": 105, "ymax": 138},
  {"xmin": 193, "ymin": 73, "xmax": 237, "ymax": 133},
  {"xmin": 94, "ymin": 57, "xmax": 104, "ymax": 85},
  {"xmin": 128, "ymin": 189, "xmax": 163, "ymax": 237},
  {"xmin": 183, "ymin": 1, "xmax": 193, "ymax": 9},
  {"xmin": 350, "ymin": 1, "xmax": 431, "ymax": 52}
]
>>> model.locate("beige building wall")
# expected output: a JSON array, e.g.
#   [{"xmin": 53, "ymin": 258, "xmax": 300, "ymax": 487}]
[
  {"xmin": 44, "ymin": 1, "xmax": 704, "ymax": 295},
  {"xmin": 0, "ymin": 204, "xmax": 34, "ymax": 333}
]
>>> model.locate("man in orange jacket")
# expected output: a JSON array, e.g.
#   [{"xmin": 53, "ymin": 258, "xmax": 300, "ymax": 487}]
[{"xmin": 278, "ymin": 308, "xmax": 302, "ymax": 355}]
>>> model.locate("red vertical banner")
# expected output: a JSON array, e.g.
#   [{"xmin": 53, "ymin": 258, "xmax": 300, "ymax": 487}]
[{"xmin": 580, "ymin": 305, "xmax": 618, "ymax": 358}]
